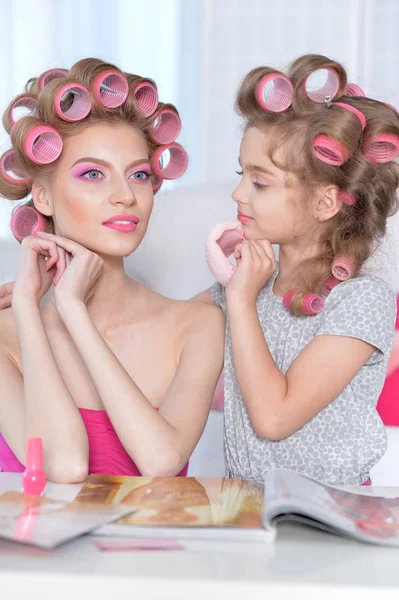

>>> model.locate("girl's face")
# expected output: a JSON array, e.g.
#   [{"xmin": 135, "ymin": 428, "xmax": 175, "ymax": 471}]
[
  {"xmin": 233, "ymin": 126, "xmax": 314, "ymax": 245},
  {"xmin": 35, "ymin": 122, "xmax": 154, "ymax": 258}
]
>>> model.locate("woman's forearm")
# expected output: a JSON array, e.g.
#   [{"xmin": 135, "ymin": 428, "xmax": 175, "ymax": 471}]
[
  {"xmin": 13, "ymin": 299, "xmax": 88, "ymax": 481},
  {"xmin": 59, "ymin": 301, "xmax": 184, "ymax": 476}
]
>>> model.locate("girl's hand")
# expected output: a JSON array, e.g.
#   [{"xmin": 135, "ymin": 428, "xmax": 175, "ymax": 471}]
[
  {"xmin": 35, "ymin": 232, "xmax": 103, "ymax": 311},
  {"xmin": 0, "ymin": 281, "xmax": 15, "ymax": 310},
  {"xmin": 12, "ymin": 235, "xmax": 69, "ymax": 307},
  {"xmin": 226, "ymin": 239, "xmax": 276, "ymax": 306}
]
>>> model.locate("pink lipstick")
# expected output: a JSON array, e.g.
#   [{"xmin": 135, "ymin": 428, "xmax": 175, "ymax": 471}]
[{"xmin": 103, "ymin": 213, "xmax": 139, "ymax": 233}]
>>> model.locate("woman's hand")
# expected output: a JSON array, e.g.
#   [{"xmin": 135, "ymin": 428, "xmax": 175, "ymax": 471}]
[
  {"xmin": 12, "ymin": 235, "xmax": 69, "ymax": 307},
  {"xmin": 0, "ymin": 281, "xmax": 14, "ymax": 310},
  {"xmin": 35, "ymin": 232, "xmax": 103, "ymax": 312},
  {"xmin": 226, "ymin": 239, "xmax": 276, "ymax": 306}
]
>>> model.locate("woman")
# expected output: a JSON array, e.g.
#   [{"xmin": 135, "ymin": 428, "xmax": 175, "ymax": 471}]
[{"xmin": 0, "ymin": 58, "xmax": 224, "ymax": 482}]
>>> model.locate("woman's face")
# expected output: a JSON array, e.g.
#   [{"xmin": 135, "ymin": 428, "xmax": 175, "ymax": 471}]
[{"xmin": 36, "ymin": 122, "xmax": 154, "ymax": 257}]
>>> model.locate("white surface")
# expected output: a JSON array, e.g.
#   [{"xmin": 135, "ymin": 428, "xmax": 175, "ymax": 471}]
[{"xmin": 0, "ymin": 474, "xmax": 399, "ymax": 599}]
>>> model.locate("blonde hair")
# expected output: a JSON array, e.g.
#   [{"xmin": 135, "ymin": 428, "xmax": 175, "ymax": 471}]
[
  {"xmin": 236, "ymin": 54, "xmax": 399, "ymax": 315},
  {"xmin": 0, "ymin": 57, "xmax": 183, "ymax": 234}
]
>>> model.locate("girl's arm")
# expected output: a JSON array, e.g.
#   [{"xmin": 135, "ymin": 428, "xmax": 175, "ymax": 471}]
[
  {"xmin": 38, "ymin": 232, "xmax": 225, "ymax": 476},
  {"xmin": 190, "ymin": 287, "xmax": 213, "ymax": 304},
  {"xmin": 0, "ymin": 238, "xmax": 88, "ymax": 483},
  {"xmin": 225, "ymin": 239, "xmax": 395, "ymax": 441}
]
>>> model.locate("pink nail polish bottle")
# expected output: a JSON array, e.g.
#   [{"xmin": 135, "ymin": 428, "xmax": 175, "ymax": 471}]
[{"xmin": 22, "ymin": 438, "xmax": 47, "ymax": 496}]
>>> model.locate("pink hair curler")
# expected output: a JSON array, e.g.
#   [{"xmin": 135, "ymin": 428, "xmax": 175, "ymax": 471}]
[
  {"xmin": 321, "ymin": 276, "xmax": 339, "ymax": 296},
  {"xmin": 151, "ymin": 173, "xmax": 164, "ymax": 192},
  {"xmin": 303, "ymin": 68, "xmax": 340, "ymax": 104},
  {"xmin": 331, "ymin": 255, "xmax": 355, "ymax": 281},
  {"xmin": 8, "ymin": 94, "xmax": 37, "ymax": 128},
  {"xmin": 0, "ymin": 150, "xmax": 31, "ymax": 184},
  {"xmin": 134, "ymin": 81, "xmax": 159, "ymax": 117},
  {"xmin": 92, "ymin": 70, "xmax": 129, "ymax": 109},
  {"xmin": 283, "ymin": 290, "xmax": 324, "ymax": 315},
  {"xmin": 338, "ymin": 191, "xmax": 357, "ymax": 206},
  {"xmin": 334, "ymin": 102, "xmax": 366, "ymax": 130},
  {"xmin": 23, "ymin": 125, "xmax": 63, "ymax": 164},
  {"xmin": 10, "ymin": 206, "xmax": 46, "ymax": 241},
  {"xmin": 150, "ymin": 109, "xmax": 182, "ymax": 144},
  {"xmin": 22, "ymin": 437, "xmax": 46, "ymax": 496},
  {"xmin": 206, "ymin": 220, "xmax": 245, "ymax": 286},
  {"xmin": 363, "ymin": 134, "xmax": 399, "ymax": 164},
  {"xmin": 152, "ymin": 143, "xmax": 188, "ymax": 180},
  {"xmin": 54, "ymin": 83, "xmax": 92, "ymax": 122},
  {"xmin": 39, "ymin": 68, "xmax": 68, "ymax": 90},
  {"xmin": 303, "ymin": 294, "xmax": 325, "ymax": 315},
  {"xmin": 312, "ymin": 134, "xmax": 348, "ymax": 166},
  {"xmin": 256, "ymin": 73, "xmax": 293, "ymax": 113},
  {"xmin": 346, "ymin": 83, "xmax": 366, "ymax": 97}
]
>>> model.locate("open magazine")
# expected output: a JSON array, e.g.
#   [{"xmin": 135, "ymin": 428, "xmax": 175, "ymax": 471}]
[
  {"xmin": 0, "ymin": 490, "xmax": 134, "ymax": 550},
  {"xmin": 75, "ymin": 469, "xmax": 399, "ymax": 547}
]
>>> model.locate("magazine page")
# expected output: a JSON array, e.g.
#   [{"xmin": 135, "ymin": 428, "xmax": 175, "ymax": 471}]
[
  {"xmin": 263, "ymin": 469, "xmax": 399, "ymax": 546},
  {"xmin": 75, "ymin": 474, "xmax": 274, "ymax": 541},
  {"xmin": 0, "ymin": 490, "xmax": 135, "ymax": 550}
]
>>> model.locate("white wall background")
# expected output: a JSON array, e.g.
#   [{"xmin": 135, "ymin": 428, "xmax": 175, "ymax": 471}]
[{"xmin": 1, "ymin": 0, "xmax": 398, "ymax": 290}]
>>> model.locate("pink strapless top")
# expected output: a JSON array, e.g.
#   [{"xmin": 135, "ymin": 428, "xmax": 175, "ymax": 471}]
[{"xmin": 0, "ymin": 408, "xmax": 188, "ymax": 477}]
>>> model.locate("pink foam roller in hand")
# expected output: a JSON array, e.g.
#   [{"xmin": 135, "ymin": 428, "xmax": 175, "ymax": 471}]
[
  {"xmin": 150, "ymin": 109, "xmax": 182, "ymax": 144},
  {"xmin": 152, "ymin": 143, "xmax": 188, "ymax": 180},
  {"xmin": 10, "ymin": 206, "xmax": 46, "ymax": 241},
  {"xmin": 24, "ymin": 125, "xmax": 63, "ymax": 164},
  {"xmin": 256, "ymin": 73, "xmax": 293, "ymax": 113},
  {"xmin": 205, "ymin": 220, "xmax": 245, "ymax": 286},
  {"xmin": 55, "ymin": 83, "xmax": 92, "ymax": 122},
  {"xmin": 92, "ymin": 70, "xmax": 129, "ymax": 109}
]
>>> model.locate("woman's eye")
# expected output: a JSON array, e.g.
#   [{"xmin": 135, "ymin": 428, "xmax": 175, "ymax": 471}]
[
  {"xmin": 236, "ymin": 170, "xmax": 243, "ymax": 176},
  {"xmin": 83, "ymin": 169, "xmax": 103, "ymax": 180},
  {"xmin": 131, "ymin": 170, "xmax": 150, "ymax": 182}
]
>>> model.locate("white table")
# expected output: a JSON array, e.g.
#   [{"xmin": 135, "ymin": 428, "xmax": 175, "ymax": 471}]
[{"xmin": 1, "ymin": 474, "xmax": 399, "ymax": 600}]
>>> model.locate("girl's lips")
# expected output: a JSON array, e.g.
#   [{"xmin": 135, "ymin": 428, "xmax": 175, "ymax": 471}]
[{"xmin": 237, "ymin": 212, "xmax": 254, "ymax": 223}]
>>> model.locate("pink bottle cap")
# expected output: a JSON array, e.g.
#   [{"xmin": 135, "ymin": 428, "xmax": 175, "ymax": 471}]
[
  {"xmin": 55, "ymin": 83, "xmax": 92, "ymax": 122},
  {"xmin": 303, "ymin": 68, "xmax": 340, "ymax": 104},
  {"xmin": 256, "ymin": 73, "xmax": 293, "ymax": 113},
  {"xmin": 92, "ymin": 70, "xmax": 129, "ymax": 109},
  {"xmin": 150, "ymin": 109, "xmax": 182, "ymax": 144},
  {"xmin": 24, "ymin": 125, "xmax": 63, "ymax": 164},
  {"xmin": 39, "ymin": 68, "xmax": 68, "ymax": 90},
  {"xmin": 152, "ymin": 143, "xmax": 188, "ymax": 180},
  {"xmin": 0, "ymin": 150, "xmax": 31, "ymax": 184},
  {"xmin": 363, "ymin": 134, "xmax": 399, "ymax": 164},
  {"xmin": 134, "ymin": 81, "xmax": 158, "ymax": 117},
  {"xmin": 10, "ymin": 206, "xmax": 46, "ymax": 241},
  {"xmin": 8, "ymin": 95, "xmax": 38, "ymax": 127},
  {"xmin": 346, "ymin": 82, "xmax": 365, "ymax": 97},
  {"xmin": 312, "ymin": 134, "xmax": 348, "ymax": 166}
]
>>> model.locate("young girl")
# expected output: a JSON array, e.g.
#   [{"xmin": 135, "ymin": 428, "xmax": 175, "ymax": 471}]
[
  {"xmin": 0, "ymin": 58, "xmax": 224, "ymax": 481},
  {"xmin": 201, "ymin": 54, "xmax": 398, "ymax": 485}
]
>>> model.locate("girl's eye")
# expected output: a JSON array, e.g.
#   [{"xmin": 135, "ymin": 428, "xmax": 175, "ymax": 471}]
[
  {"xmin": 82, "ymin": 169, "xmax": 104, "ymax": 180},
  {"xmin": 236, "ymin": 170, "xmax": 243, "ymax": 176},
  {"xmin": 253, "ymin": 181, "xmax": 268, "ymax": 190}
]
